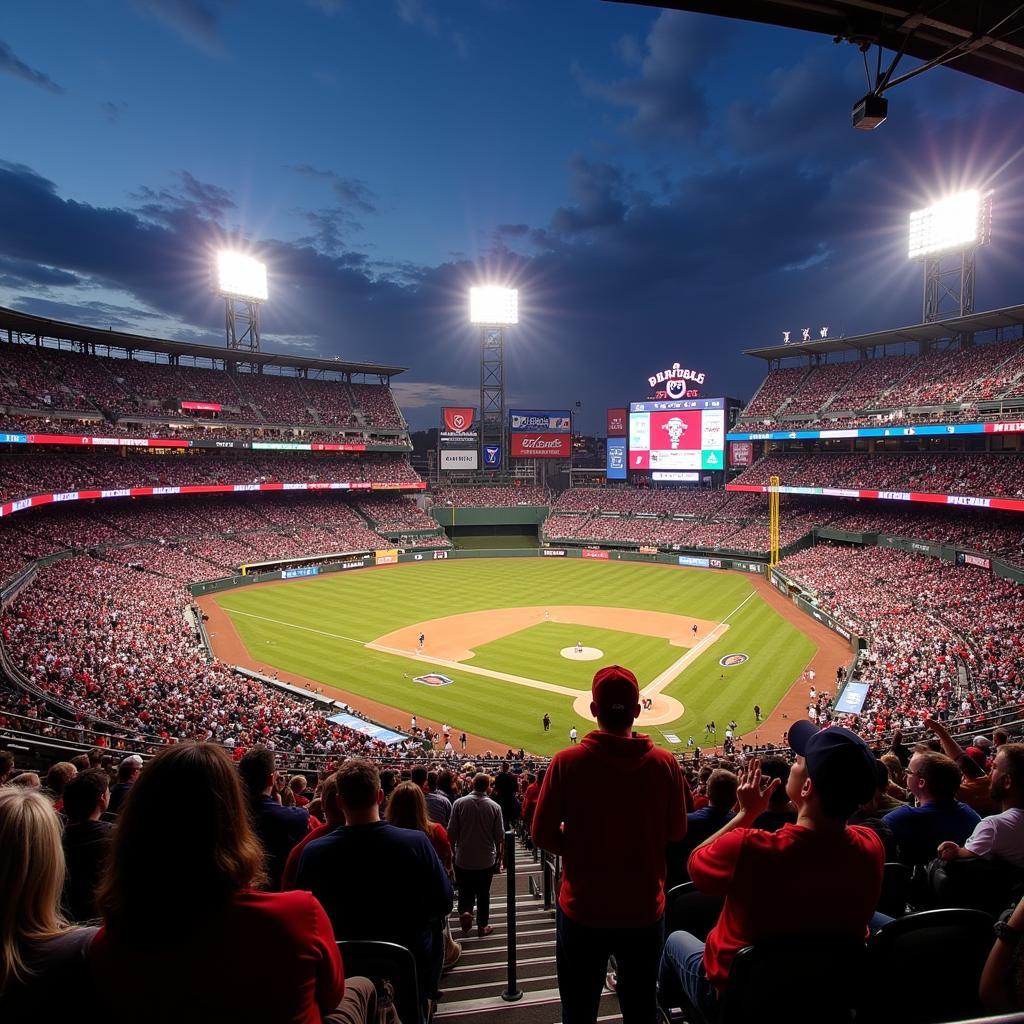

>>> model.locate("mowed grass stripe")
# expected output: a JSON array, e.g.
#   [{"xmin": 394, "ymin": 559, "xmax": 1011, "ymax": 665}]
[{"xmin": 214, "ymin": 560, "xmax": 810, "ymax": 755}]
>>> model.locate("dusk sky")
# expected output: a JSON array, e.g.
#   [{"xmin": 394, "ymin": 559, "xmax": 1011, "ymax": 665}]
[{"xmin": 2, "ymin": 0, "xmax": 1023, "ymax": 431}]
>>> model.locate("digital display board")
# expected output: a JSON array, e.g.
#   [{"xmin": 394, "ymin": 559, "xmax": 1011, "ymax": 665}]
[{"xmin": 629, "ymin": 398, "xmax": 725, "ymax": 472}]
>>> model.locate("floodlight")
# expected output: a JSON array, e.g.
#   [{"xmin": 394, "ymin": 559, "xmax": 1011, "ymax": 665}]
[
  {"xmin": 470, "ymin": 286, "xmax": 518, "ymax": 325},
  {"xmin": 908, "ymin": 190, "xmax": 989, "ymax": 260},
  {"xmin": 215, "ymin": 251, "xmax": 268, "ymax": 302}
]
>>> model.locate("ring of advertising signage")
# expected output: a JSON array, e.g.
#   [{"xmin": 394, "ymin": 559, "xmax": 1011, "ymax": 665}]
[{"xmin": 629, "ymin": 398, "xmax": 725, "ymax": 473}]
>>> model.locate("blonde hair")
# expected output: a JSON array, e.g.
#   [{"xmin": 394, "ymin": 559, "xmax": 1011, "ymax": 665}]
[{"xmin": 0, "ymin": 788, "xmax": 68, "ymax": 991}]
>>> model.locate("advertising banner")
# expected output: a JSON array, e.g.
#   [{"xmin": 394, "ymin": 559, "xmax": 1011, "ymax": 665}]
[
  {"xmin": 836, "ymin": 682, "xmax": 870, "ymax": 716},
  {"xmin": 440, "ymin": 407, "xmax": 478, "ymax": 449},
  {"xmin": 482, "ymin": 444, "xmax": 501, "ymax": 468},
  {"xmin": 607, "ymin": 407, "xmax": 627, "ymax": 437},
  {"xmin": 282, "ymin": 565, "xmax": 320, "ymax": 579},
  {"xmin": 606, "ymin": 438, "xmax": 627, "ymax": 480},
  {"xmin": 728, "ymin": 420, "xmax": 1024, "ymax": 442},
  {"xmin": 375, "ymin": 549, "xmax": 398, "ymax": 565},
  {"xmin": 729, "ymin": 441, "xmax": 753, "ymax": 467},
  {"xmin": 510, "ymin": 410, "xmax": 571, "ymax": 433},
  {"xmin": 181, "ymin": 401, "xmax": 222, "ymax": 412},
  {"xmin": 678, "ymin": 555, "xmax": 711, "ymax": 568},
  {"xmin": 957, "ymin": 551, "xmax": 992, "ymax": 570},
  {"xmin": 440, "ymin": 450, "xmax": 479, "ymax": 470},
  {"xmin": 542, "ymin": 548, "xmax": 566, "ymax": 556},
  {"xmin": 511, "ymin": 432, "xmax": 571, "ymax": 458},
  {"xmin": 652, "ymin": 471, "xmax": 698, "ymax": 482},
  {"xmin": 582, "ymin": 548, "xmax": 610, "ymax": 560}
]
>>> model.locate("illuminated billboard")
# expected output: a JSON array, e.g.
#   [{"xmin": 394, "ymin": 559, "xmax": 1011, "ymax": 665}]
[
  {"xmin": 509, "ymin": 409, "xmax": 572, "ymax": 459},
  {"xmin": 629, "ymin": 398, "xmax": 725, "ymax": 472}
]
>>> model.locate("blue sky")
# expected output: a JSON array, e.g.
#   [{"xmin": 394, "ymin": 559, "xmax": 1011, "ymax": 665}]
[{"xmin": 2, "ymin": 0, "xmax": 1023, "ymax": 430}]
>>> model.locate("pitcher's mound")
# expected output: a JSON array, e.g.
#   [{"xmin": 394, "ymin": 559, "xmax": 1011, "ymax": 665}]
[{"xmin": 561, "ymin": 646, "xmax": 603, "ymax": 661}]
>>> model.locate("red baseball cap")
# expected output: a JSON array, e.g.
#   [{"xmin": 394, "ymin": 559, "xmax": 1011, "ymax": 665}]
[{"xmin": 592, "ymin": 665, "xmax": 640, "ymax": 714}]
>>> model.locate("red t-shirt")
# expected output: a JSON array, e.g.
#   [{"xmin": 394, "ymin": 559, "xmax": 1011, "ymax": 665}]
[
  {"xmin": 532, "ymin": 730, "xmax": 687, "ymax": 928},
  {"xmin": 688, "ymin": 824, "xmax": 884, "ymax": 990},
  {"xmin": 283, "ymin": 823, "xmax": 335, "ymax": 891},
  {"xmin": 90, "ymin": 889, "xmax": 343, "ymax": 1024}
]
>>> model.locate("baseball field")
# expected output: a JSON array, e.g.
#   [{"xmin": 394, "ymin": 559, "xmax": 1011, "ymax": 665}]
[{"xmin": 202, "ymin": 558, "xmax": 831, "ymax": 755}]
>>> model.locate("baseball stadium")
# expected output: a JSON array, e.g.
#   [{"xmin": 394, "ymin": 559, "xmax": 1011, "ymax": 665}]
[{"xmin": 3, "ymin": 2, "xmax": 1024, "ymax": 1024}]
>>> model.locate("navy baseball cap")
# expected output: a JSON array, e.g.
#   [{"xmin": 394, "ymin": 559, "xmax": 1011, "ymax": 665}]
[{"xmin": 788, "ymin": 720, "xmax": 877, "ymax": 813}]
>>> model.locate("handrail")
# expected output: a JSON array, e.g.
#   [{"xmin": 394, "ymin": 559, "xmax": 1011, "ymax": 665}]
[{"xmin": 500, "ymin": 829, "xmax": 522, "ymax": 1002}]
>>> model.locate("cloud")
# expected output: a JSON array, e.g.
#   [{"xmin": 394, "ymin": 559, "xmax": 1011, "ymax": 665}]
[
  {"xmin": 99, "ymin": 100, "xmax": 128, "ymax": 123},
  {"xmin": 10, "ymin": 296, "xmax": 151, "ymax": 330},
  {"xmin": 133, "ymin": 170, "xmax": 236, "ymax": 224},
  {"xmin": 394, "ymin": 0, "xmax": 470, "ymax": 57},
  {"xmin": 0, "ymin": 255, "xmax": 80, "ymax": 288},
  {"xmin": 130, "ymin": 0, "xmax": 234, "ymax": 55},
  {"xmin": 288, "ymin": 165, "xmax": 379, "ymax": 215},
  {"xmin": 0, "ymin": 40, "xmax": 64, "ymax": 94},
  {"xmin": 575, "ymin": 12, "xmax": 732, "ymax": 142}
]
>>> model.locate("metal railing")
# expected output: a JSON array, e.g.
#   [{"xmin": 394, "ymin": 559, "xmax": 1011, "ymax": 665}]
[{"xmin": 500, "ymin": 829, "xmax": 522, "ymax": 1002}]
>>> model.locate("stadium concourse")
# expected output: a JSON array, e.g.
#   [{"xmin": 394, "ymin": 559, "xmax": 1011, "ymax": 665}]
[{"xmin": 3, "ymin": 315, "xmax": 1024, "ymax": 1023}]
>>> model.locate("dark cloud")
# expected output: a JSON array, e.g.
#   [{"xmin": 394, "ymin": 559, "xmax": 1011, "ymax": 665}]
[
  {"xmin": 0, "ymin": 40, "xmax": 64, "ymax": 94},
  {"xmin": 11, "ymin": 296, "xmax": 149, "ymax": 330},
  {"xmin": 288, "ymin": 165, "xmax": 379, "ymax": 215},
  {"xmin": 0, "ymin": 255, "xmax": 80, "ymax": 288},
  {"xmin": 133, "ymin": 171, "xmax": 236, "ymax": 224},
  {"xmin": 575, "ymin": 12, "xmax": 732, "ymax": 142},
  {"xmin": 130, "ymin": 0, "xmax": 234, "ymax": 54}
]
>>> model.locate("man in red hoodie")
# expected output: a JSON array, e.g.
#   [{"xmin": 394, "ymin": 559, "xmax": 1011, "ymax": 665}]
[{"xmin": 533, "ymin": 665, "xmax": 687, "ymax": 1024}]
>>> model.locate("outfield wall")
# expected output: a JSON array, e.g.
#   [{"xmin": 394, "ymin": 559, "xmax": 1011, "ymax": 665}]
[{"xmin": 430, "ymin": 506, "xmax": 549, "ymax": 527}]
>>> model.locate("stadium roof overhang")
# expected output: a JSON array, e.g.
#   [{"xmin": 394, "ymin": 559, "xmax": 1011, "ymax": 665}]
[
  {"xmin": 742, "ymin": 303, "xmax": 1024, "ymax": 360},
  {"xmin": 606, "ymin": 2, "xmax": 1024, "ymax": 95},
  {"xmin": 0, "ymin": 305, "xmax": 407, "ymax": 378}
]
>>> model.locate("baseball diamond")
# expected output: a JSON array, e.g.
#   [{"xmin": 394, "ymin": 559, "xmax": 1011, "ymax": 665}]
[{"xmin": 201, "ymin": 557, "xmax": 839, "ymax": 756}]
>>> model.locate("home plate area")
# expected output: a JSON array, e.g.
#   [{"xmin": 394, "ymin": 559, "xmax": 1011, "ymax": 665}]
[{"xmin": 560, "ymin": 645, "xmax": 603, "ymax": 661}]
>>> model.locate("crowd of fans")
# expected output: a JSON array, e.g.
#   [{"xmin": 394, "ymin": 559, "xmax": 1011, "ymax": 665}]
[
  {"xmin": 0, "ymin": 452, "xmax": 421, "ymax": 504},
  {"xmin": 0, "ymin": 341, "xmax": 407, "ymax": 439},
  {"xmin": 734, "ymin": 453, "xmax": 1024, "ymax": 499},
  {"xmin": 739, "ymin": 336, "xmax": 1024, "ymax": 425}
]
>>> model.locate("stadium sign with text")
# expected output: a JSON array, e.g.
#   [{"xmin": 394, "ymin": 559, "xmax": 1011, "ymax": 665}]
[
  {"xmin": 509, "ymin": 409, "xmax": 572, "ymax": 459},
  {"xmin": 647, "ymin": 363, "xmax": 707, "ymax": 400}
]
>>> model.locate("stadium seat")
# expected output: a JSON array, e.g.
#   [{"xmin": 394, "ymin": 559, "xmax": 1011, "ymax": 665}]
[
  {"xmin": 877, "ymin": 861, "xmax": 913, "ymax": 918},
  {"xmin": 862, "ymin": 909, "xmax": 993, "ymax": 1023},
  {"xmin": 337, "ymin": 939, "xmax": 423, "ymax": 1024},
  {"xmin": 665, "ymin": 933, "xmax": 867, "ymax": 1024},
  {"xmin": 665, "ymin": 882, "xmax": 724, "ymax": 942}
]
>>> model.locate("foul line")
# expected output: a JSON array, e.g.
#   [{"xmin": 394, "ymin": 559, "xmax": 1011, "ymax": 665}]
[{"xmin": 640, "ymin": 590, "xmax": 757, "ymax": 697}]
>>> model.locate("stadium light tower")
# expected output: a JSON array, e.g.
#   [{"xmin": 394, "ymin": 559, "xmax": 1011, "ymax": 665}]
[
  {"xmin": 908, "ymin": 190, "xmax": 992, "ymax": 322},
  {"xmin": 214, "ymin": 250, "xmax": 267, "ymax": 353},
  {"xmin": 470, "ymin": 286, "xmax": 518, "ymax": 474}
]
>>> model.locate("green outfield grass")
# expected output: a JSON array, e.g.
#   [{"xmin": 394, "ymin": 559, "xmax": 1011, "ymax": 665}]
[
  {"xmin": 214, "ymin": 559, "xmax": 814, "ymax": 755},
  {"xmin": 468, "ymin": 623, "xmax": 684, "ymax": 690}
]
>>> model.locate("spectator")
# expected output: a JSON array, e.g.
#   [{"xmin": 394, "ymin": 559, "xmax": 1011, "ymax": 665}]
[
  {"xmin": 107, "ymin": 754, "xmax": 142, "ymax": 815},
  {"xmin": 882, "ymin": 749, "xmax": 981, "ymax": 866},
  {"xmin": 659, "ymin": 723, "xmax": 882, "ymax": 1019},
  {"xmin": 411, "ymin": 766, "xmax": 451, "ymax": 829},
  {"xmin": 850, "ymin": 761, "xmax": 906, "ymax": 825},
  {"xmin": 296, "ymin": 758, "xmax": 452, "ymax": 1009},
  {"xmin": 43, "ymin": 762, "xmax": 77, "ymax": 812},
  {"xmin": 938, "ymin": 743, "xmax": 1024, "ymax": 868},
  {"xmin": 492, "ymin": 762, "xmax": 519, "ymax": 829},
  {"xmin": 386, "ymin": 780, "xmax": 462, "ymax": 969},
  {"xmin": 281, "ymin": 771, "xmax": 343, "ymax": 892},
  {"xmin": 533, "ymin": 665, "xmax": 687, "ymax": 1024},
  {"xmin": 289, "ymin": 775, "xmax": 312, "ymax": 807},
  {"xmin": 0, "ymin": 788, "xmax": 98, "ymax": 1022},
  {"xmin": 239, "ymin": 745, "xmax": 310, "ymax": 890},
  {"xmin": 90, "ymin": 742, "xmax": 375, "ymax": 1024},
  {"xmin": 981, "ymin": 891, "xmax": 1024, "ymax": 1012},
  {"xmin": 447, "ymin": 773, "xmax": 505, "ymax": 939},
  {"xmin": 0, "ymin": 750, "xmax": 14, "ymax": 785},
  {"xmin": 61, "ymin": 769, "xmax": 113, "ymax": 922},
  {"xmin": 668, "ymin": 769, "xmax": 737, "ymax": 885},
  {"xmin": 10, "ymin": 773, "xmax": 41, "ymax": 790}
]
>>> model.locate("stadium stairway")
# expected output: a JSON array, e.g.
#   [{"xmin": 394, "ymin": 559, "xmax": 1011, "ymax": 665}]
[{"xmin": 435, "ymin": 840, "xmax": 622, "ymax": 1024}]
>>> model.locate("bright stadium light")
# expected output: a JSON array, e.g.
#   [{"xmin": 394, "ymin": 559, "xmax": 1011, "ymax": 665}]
[
  {"xmin": 470, "ymin": 286, "xmax": 519, "ymax": 325},
  {"xmin": 215, "ymin": 250, "xmax": 268, "ymax": 303},
  {"xmin": 908, "ymin": 190, "xmax": 989, "ymax": 261}
]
